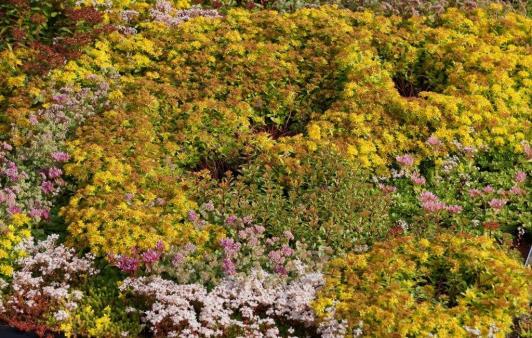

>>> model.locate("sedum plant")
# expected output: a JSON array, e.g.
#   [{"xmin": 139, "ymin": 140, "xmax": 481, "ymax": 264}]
[{"xmin": 314, "ymin": 231, "xmax": 531, "ymax": 337}]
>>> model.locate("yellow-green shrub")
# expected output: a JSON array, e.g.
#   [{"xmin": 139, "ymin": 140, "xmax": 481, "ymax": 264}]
[
  {"xmin": 60, "ymin": 90, "xmax": 209, "ymax": 255},
  {"xmin": 314, "ymin": 232, "xmax": 531, "ymax": 337},
  {"xmin": 58, "ymin": 5, "xmax": 530, "ymax": 256}
]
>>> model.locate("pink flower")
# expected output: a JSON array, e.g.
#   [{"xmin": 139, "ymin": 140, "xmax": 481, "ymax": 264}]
[
  {"xmin": 47, "ymin": 167, "xmax": 63, "ymax": 179},
  {"xmin": 396, "ymin": 154, "xmax": 414, "ymax": 167},
  {"xmin": 220, "ymin": 238, "xmax": 240, "ymax": 257},
  {"xmin": 41, "ymin": 181, "xmax": 54, "ymax": 195},
  {"xmin": 238, "ymin": 229, "xmax": 248, "ymax": 239},
  {"xmin": 253, "ymin": 225, "xmax": 265, "ymax": 234},
  {"xmin": 2, "ymin": 142, "xmax": 13, "ymax": 151},
  {"xmin": 222, "ymin": 258, "xmax": 236, "ymax": 275},
  {"xmin": 422, "ymin": 201, "xmax": 447, "ymax": 213},
  {"xmin": 29, "ymin": 208, "xmax": 50, "ymax": 220},
  {"xmin": 225, "ymin": 215, "xmax": 238, "ymax": 225},
  {"xmin": 51, "ymin": 151, "xmax": 70, "ymax": 162},
  {"xmin": 8, "ymin": 206, "xmax": 21, "ymax": 214},
  {"xmin": 274, "ymin": 265, "xmax": 288, "ymax": 275},
  {"xmin": 52, "ymin": 94, "xmax": 68, "ymax": 103},
  {"xmin": 171, "ymin": 244, "xmax": 194, "ymax": 267},
  {"xmin": 247, "ymin": 236, "xmax": 259, "ymax": 247},
  {"xmin": 426, "ymin": 135, "xmax": 442, "ymax": 147},
  {"xmin": 446, "ymin": 205, "xmax": 463, "ymax": 214},
  {"xmin": 142, "ymin": 249, "xmax": 161, "ymax": 264},
  {"xmin": 3, "ymin": 161, "xmax": 19, "ymax": 181},
  {"xmin": 172, "ymin": 253, "xmax": 185, "ymax": 267},
  {"xmin": 155, "ymin": 240, "xmax": 165, "ymax": 252},
  {"xmin": 410, "ymin": 172, "xmax": 426, "ymax": 185},
  {"xmin": 463, "ymin": 146, "xmax": 476, "ymax": 156},
  {"xmin": 419, "ymin": 191, "xmax": 438, "ymax": 202},
  {"xmin": 468, "ymin": 188, "xmax": 482, "ymax": 197},
  {"xmin": 483, "ymin": 185, "xmax": 494, "ymax": 194},
  {"xmin": 523, "ymin": 143, "xmax": 532, "ymax": 160},
  {"xmin": 28, "ymin": 114, "xmax": 39, "ymax": 125},
  {"xmin": 280, "ymin": 245, "xmax": 293, "ymax": 257},
  {"xmin": 268, "ymin": 250, "xmax": 284, "ymax": 265},
  {"xmin": 187, "ymin": 210, "xmax": 198, "ymax": 221},
  {"xmin": 488, "ymin": 198, "xmax": 507, "ymax": 210},
  {"xmin": 515, "ymin": 171, "xmax": 526, "ymax": 183},
  {"xmin": 203, "ymin": 201, "xmax": 215, "ymax": 211},
  {"xmin": 116, "ymin": 256, "xmax": 140, "ymax": 273},
  {"xmin": 0, "ymin": 190, "xmax": 16, "ymax": 205},
  {"xmin": 419, "ymin": 191, "xmax": 446, "ymax": 213},
  {"xmin": 509, "ymin": 186, "xmax": 525, "ymax": 196},
  {"xmin": 283, "ymin": 230, "xmax": 294, "ymax": 241},
  {"xmin": 184, "ymin": 243, "xmax": 196, "ymax": 252}
]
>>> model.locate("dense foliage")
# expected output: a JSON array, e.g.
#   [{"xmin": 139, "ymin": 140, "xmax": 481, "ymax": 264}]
[
  {"xmin": 314, "ymin": 232, "xmax": 530, "ymax": 337},
  {"xmin": 0, "ymin": 0, "xmax": 530, "ymax": 337}
]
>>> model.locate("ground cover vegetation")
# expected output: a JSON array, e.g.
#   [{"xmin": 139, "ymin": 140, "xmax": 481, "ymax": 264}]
[{"xmin": 0, "ymin": 0, "xmax": 530, "ymax": 337}]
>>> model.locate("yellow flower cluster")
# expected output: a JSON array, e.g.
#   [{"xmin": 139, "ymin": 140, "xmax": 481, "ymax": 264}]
[
  {"xmin": 58, "ymin": 305, "xmax": 125, "ymax": 338},
  {"xmin": 60, "ymin": 106, "xmax": 208, "ymax": 255},
  {"xmin": 315, "ymin": 6, "xmax": 531, "ymax": 168},
  {"xmin": 0, "ymin": 214, "xmax": 31, "ymax": 278},
  {"xmin": 314, "ymin": 232, "xmax": 531, "ymax": 337}
]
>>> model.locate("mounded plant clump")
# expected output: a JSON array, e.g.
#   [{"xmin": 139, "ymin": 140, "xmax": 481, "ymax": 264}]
[{"xmin": 0, "ymin": 0, "xmax": 530, "ymax": 337}]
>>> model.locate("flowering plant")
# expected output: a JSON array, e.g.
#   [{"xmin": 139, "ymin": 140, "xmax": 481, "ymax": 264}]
[
  {"xmin": 314, "ymin": 232, "xmax": 531, "ymax": 337},
  {"xmin": 380, "ymin": 145, "xmax": 530, "ymax": 241}
]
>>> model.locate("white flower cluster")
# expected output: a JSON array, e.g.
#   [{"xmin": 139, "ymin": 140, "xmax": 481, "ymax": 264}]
[
  {"xmin": 16, "ymin": 235, "xmax": 97, "ymax": 278},
  {"xmin": 121, "ymin": 269, "xmax": 340, "ymax": 337},
  {"xmin": 0, "ymin": 235, "xmax": 96, "ymax": 321}
]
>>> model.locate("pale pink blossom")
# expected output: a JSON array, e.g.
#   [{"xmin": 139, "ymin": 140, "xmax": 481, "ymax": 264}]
[
  {"xmin": 51, "ymin": 151, "xmax": 70, "ymax": 162},
  {"xmin": 410, "ymin": 172, "xmax": 426, "ymax": 185},
  {"xmin": 488, "ymin": 198, "xmax": 507, "ymax": 210},
  {"xmin": 483, "ymin": 185, "xmax": 495, "ymax": 194},
  {"xmin": 396, "ymin": 154, "xmax": 414, "ymax": 167},
  {"xmin": 515, "ymin": 171, "xmax": 526, "ymax": 183},
  {"xmin": 468, "ymin": 188, "xmax": 482, "ymax": 197},
  {"xmin": 446, "ymin": 205, "xmax": 463, "ymax": 214}
]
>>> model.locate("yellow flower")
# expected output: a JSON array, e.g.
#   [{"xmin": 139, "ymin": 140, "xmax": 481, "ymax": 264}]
[
  {"xmin": 0, "ymin": 264, "xmax": 14, "ymax": 276},
  {"xmin": 307, "ymin": 124, "xmax": 322, "ymax": 140},
  {"xmin": 11, "ymin": 213, "xmax": 31, "ymax": 227},
  {"xmin": 7, "ymin": 75, "xmax": 25, "ymax": 89}
]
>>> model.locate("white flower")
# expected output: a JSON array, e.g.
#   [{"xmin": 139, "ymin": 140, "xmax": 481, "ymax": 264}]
[{"xmin": 54, "ymin": 310, "xmax": 69, "ymax": 321}]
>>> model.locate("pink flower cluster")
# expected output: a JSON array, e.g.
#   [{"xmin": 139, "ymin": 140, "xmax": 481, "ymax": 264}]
[
  {"xmin": 134, "ymin": 210, "xmax": 324, "ymax": 287},
  {"xmin": 150, "ymin": 1, "xmax": 221, "ymax": 26},
  {"xmin": 396, "ymin": 154, "xmax": 414, "ymax": 167},
  {"xmin": 515, "ymin": 171, "xmax": 526, "ymax": 183},
  {"xmin": 488, "ymin": 198, "xmax": 507, "ymax": 210},
  {"xmin": 0, "ymin": 77, "xmax": 111, "ymax": 226},
  {"xmin": 51, "ymin": 152, "xmax": 70, "ymax": 163},
  {"xmin": 113, "ymin": 241, "xmax": 166, "ymax": 274},
  {"xmin": 410, "ymin": 172, "xmax": 426, "ymax": 185},
  {"xmin": 467, "ymin": 174, "xmax": 527, "ymax": 210},
  {"xmin": 426, "ymin": 135, "xmax": 443, "ymax": 147},
  {"xmin": 419, "ymin": 191, "xmax": 462, "ymax": 214},
  {"xmin": 218, "ymin": 222, "xmax": 304, "ymax": 278}
]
